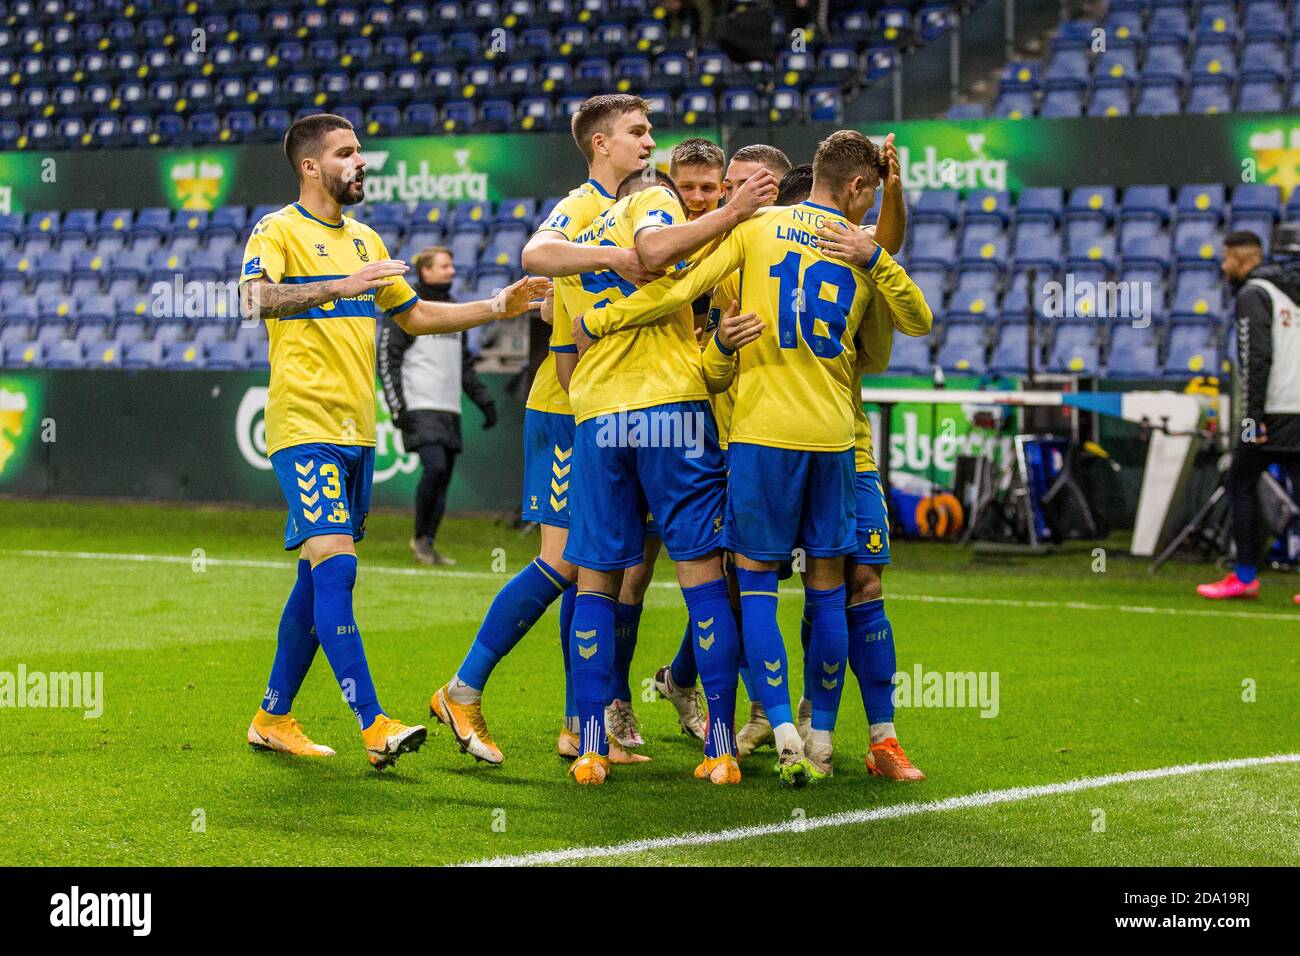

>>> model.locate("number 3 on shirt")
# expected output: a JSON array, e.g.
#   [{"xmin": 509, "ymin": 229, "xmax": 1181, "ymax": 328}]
[{"xmin": 769, "ymin": 251, "xmax": 855, "ymax": 358}]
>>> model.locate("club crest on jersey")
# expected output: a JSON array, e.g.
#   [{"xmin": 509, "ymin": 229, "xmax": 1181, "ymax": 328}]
[
  {"xmin": 314, "ymin": 243, "xmax": 327, "ymax": 256},
  {"xmin": 354, "ymin": 238, "xmax": 369, "ymax": 262},
  {"xmin": 865, "ymin": 528, "xmax": 885, "ymax": 553}
]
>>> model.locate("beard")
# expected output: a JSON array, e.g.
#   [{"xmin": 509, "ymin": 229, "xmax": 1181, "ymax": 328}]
[{"xmin": 324, "ymin": 169, "xmax": 365, "ymax": 206}]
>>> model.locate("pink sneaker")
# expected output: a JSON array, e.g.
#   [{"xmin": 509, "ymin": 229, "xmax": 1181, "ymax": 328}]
[{"xmin": 1196, "ymin": 573, "xmax": 1260, "ymax": 600}]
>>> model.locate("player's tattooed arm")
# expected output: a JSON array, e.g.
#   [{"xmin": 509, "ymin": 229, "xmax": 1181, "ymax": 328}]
[
  {"xmin": 239, "ymin": 259, "xmax": 411, "ymax": 320},
  {"xmin": 397, "ymin": 275, "xmax": 551, "ymax": 335}
]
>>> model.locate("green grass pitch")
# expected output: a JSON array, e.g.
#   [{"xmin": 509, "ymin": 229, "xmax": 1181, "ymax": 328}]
[{"xmin": 1, "ymin": 498, "xmax": 1297, "ymax": 867}]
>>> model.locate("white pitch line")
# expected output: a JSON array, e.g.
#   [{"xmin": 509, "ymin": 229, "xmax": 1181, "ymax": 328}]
[
  {"xmin": 5, "ymin": 548, "xmax": 1300, "ymax": 623},
  {"xmin": 462, "ymin": 753, "xmax": 1300, "ymax": 867}
]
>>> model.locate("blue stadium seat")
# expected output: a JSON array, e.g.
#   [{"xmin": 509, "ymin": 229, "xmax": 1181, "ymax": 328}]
[
  {"xmin": 1048, "ymin": 325, "xmax": 1101, "ymax": 374},
  {"xmin": 1120, "ymin": 185, "xmax": 1172, "ymax": 225},
  {"xmin": 1123, "ymin": 234, "xmax": 1175, "ymax": 273},
  {"xmin": 1107, "ymin": 326, "xmax": 1160, "ymax": 377},
  {"xmin": 1233, "ymin": 184, "xmax": 1282, "ymax": 221},
  {"xmin": 886, "ymin": 333, "xmax": 932, "ymax": 375},
  {"xmin": 947, "ymin": 289, "xmax": 1000, "ymax": 324},
  {"xmin": 1238, "ymin": 81, "xmax": 1283, "ymax": 112},
  {"xmin": 1068, "ymin": 185, "xmax": 1118, "ymax": 221},
  {"xmin": 1171, "ymin": 282, "xmax": 1224, "ymax": 324},
  {"xmin": 1177, "ymin": 184, "xmax": 1226, "ymax": 224},
  {"xmin": 994, "ymin": 91, "xmax": 1035, "ymax": 119},
  {"xmin": 1017, "ymin": 188, "xmax": 1064, "ymax": 226},
  {"xmin": 990, "ymin": 323, "xmax": 1031, "ymax": 375},
  {"xmin": 1040, "ymin": 89, "xmax": 1083, "ymax": 117},
  {"xmin": 913, "ymin": 190, "xmax": 961, "ymax": 226},
  {"xmin": 965, "ymin": 190, "xmax": 1012, "ymax": 226},
  {"xmin": 937, "ymin": 323, "xmax": 988, "ymax": 374},
  {"xmin": 1089, "ymin": 86, "xmax": 1131, "ymax": 117},
  {"xmin": 1165, "ymin": 326, "xmax": 1221, "ymax": 378}
]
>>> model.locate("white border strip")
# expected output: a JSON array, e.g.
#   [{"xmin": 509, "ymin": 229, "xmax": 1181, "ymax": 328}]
[
  {"xmin": 5, "ymin": 549, "xmax": 1300, "ymax": 623},
  {"xmin": 462, "ymin": 753, "xmax": 1300, "ymax": 867}
]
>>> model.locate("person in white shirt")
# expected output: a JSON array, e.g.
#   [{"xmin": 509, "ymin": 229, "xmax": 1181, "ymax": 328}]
[{"xmin": 380, "ymin": 246, "xmax": 498, "ymax": 566}]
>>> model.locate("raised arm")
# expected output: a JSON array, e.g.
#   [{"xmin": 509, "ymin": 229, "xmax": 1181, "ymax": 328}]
[
  {"xmin": 635, "ymin": 169, "xmax": 778, "ymax": 272},
  {"xmin": 521, "ymin": 232, "xmax": 658, "ymax": 284},
  {"xmin": 578, "ymin": 226, "xmax": 746, "ymax": 343},
  {"xmin": 871, "ymin": 132, "xmax": 906, "ymax": 256},
  {"xmin": 395, "ymin": 276, "xmax": 551, "ymax": 336}
]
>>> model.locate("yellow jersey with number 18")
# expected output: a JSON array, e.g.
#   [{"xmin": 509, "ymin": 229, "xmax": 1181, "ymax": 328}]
[
  {"xmin": 525, "ymin": 179, "xmax": 617, "ymax": 415},
  {"xmin": 552, "ymin": 185, "xmax": 706, "ymax": 424},
  {"xmin": 239, "ymin": 203, "xmax": 419, "ymax": 456},
  {"xmin": 589, "ymin": 200, "xmax": 893, "ymax": 451}
]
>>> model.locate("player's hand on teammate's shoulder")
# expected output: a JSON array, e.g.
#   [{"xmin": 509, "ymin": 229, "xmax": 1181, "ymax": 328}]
[
  {"xmin": 815, "ymin": 220, "xmax": 878, "ymax": 267},
  {"xmin": 492, "ymin": 275, "xmax": 552, "ymax": 318},
  {"xmin": 572, "ymin": 313, "xmax": 594, "ymax": 358},
  {"xmin": 716, "ymin": 299, "xmax": 763, "ymax": 352},
  {"xmin": 727, "ymin": 168, "xmax": 780, "ymax": 220},
  {"xmin": 609, "ymin": 246, "xmax": 661, "ymax": 288},
  {"xmin": 335, "ymin": 259, "xmax": 410, "ymax": 297}
]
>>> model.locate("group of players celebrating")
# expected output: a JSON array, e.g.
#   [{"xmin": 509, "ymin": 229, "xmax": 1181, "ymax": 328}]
[{"xmin": 240, "ymin": 92, "xmax": 932, "ymax": 788}]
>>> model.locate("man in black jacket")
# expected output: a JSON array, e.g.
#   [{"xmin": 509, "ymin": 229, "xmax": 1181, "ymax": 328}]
[
  {"xmin": 380, "ymin": 247, "xmax": 498, "ymax": 566},
  {"xmin": 1198, "ymin": 225, "xmax": 1300, "ymax": 602}
]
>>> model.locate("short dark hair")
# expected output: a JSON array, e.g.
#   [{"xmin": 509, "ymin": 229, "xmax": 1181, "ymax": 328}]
[
  {"xmin": 1225, "ymin": 230, "xmax": 1264, "ymax": 251},
  {"xmin": 730, "ymin": 143, "xmax": 792, "ymax": 178},
  {"xmin": 571, "ymin": 94, "xmax": 651, "ymax": 163},
  {"xmin": 812, "ymin": 130, "xmax": 886, "ymax": 192},
  {"xmin": 776, "ymin": 164, "xmax": 814, "ymax": 206},
  {"xmin": 283, "ymin": 113, "xmax": 355, "ymax": 178},
  {"xmin": 617, "ymin": 168, "xmax": 686, "ymax": 211},
  {"xmin": 669, "ymin": 137, "xmax": 725, "ymax": 174}
]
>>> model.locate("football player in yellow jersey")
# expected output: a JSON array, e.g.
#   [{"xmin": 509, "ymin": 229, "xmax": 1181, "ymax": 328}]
[
  {"xmin": 428, "ymin": 95, "xmax": 660, "ymax": 766},
  {"xmin": 578, "ymin": 131, "xmax": 929, "ymax": 783},
  {"xmin": 608, "ymin": 137, "xmax": 733, "ymax": 750},
  {"xmin": 809, "ymin": 181, "xmax": 932, "ymax": 782},
  {"xmin": 238, "ymin": 114, "xmax": 547, "ymax": 770},
  {"xmin": 653, "ymin": 144, "xmax": 798, "ymax": 745},
  {"xmin": 551, "ymin": 164, "xmax": 778, "ymax": 785}
]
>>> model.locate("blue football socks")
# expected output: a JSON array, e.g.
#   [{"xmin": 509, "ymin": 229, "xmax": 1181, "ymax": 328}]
[
  {"xmin": 456, "ymin": 557, "xmax": 568, "ymax": 691},
  {"xmin": 804, "ymin": 585, "xmax": 849, "ymax": 732},
  {"xmin": 735, "ymin": 567, "xmax": 793, "ymax": 728},
  {"xmin": 571, "ymin": 590, "xmax": 616, "ymax": 757},
  {"xmin": 683, "ymin": 577, "xmax": 740, "ymax": 759},
  {"xmin": 262, "ymin": 558, "xmax": 319, "ymax": 715},
  {"xmin": 310, "ymin": 553, "xmax": 382, "ymax": 729},
  {"xmin": 848, "ymin": 599, "xmax": 897, "ymax": 726}
]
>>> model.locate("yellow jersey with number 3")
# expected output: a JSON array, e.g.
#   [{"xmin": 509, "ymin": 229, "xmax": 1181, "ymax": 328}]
[
  {"xmin": 552, "ymin": 185, "xmax": 706, "ymax": 424},
  {"xmin": 239, "ymin": 203, "xmax": 418, "ymax": 456},
  {"xmin": 589, "ymin": 200, "xmax": 891, "ymax": 451},
  {"xmin": 526, "ymin": 179, "xmax": 617, "ymax": 416}
]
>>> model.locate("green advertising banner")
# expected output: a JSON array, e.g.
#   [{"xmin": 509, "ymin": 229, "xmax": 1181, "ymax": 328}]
[
  {"xmin": 0, "ymin": 370, "xmax": 524, "ymax": 514},
  {"xmin": 0, "ymin": 128, "xmax": 719, "ymax": 215},
  {"xmin": 860, "ymin": 374, "xmax": 1017, "ymax": 492},
  {"xmin": 2, "ymin": 113, "xmax": 1297, "ymax": 214}
]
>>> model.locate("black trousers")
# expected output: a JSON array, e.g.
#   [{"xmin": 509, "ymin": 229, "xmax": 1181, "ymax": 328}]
[
  {"xmin": 414, "ymin": 442, "xmax": 457, "ymax": 545},
  {"xmin": 1226, "ymin": 441, "xmax": 1300, "ymax": 567}
]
